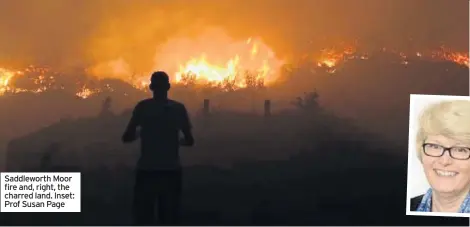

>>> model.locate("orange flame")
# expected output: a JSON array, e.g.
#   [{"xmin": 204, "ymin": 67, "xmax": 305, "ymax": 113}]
[
  {"xmin": 0, "ymin": 68, "xmax": 18, "ymax": 95},
  {"xmin": 432, "ymin": 46, "xmax": 469, "ymax": 67},
  {"xmin": 76, "ymin": 86, "xmax": 100, "ymax": 99},
  {"xmin": 0, "ymin": 38, "xmax": 468, "ymax": 98},
  {"xmin": 154, "ymin": 30, "xmax": 283, "ymax": 89},
  {"xmin": 87, "ymin": 29, "xmax": 284, "ymax": 90}
]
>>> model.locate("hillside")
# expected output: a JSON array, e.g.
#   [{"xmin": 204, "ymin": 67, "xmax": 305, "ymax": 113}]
[{"xmin": 3, "ymin": 104, "xmax": 468, "ymax": 225}]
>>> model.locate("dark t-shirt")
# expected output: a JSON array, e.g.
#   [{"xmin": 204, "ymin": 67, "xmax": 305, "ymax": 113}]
[{"xmin": 131, "ymin": 98, "xmax": 191, "ymax": 170}]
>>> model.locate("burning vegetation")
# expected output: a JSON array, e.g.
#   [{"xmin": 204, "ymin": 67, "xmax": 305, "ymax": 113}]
[{"xmin": 0, "ymin": 32, "xmax": 468, "ymax": 99}]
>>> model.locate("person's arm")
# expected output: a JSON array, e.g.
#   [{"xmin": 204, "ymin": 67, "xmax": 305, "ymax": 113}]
[
  {"xmin": 179, "ymin": 105, "xmax": 194, "ymax": 146},
  {"xmin": 122, "ymin": 104, "xmax": 141, "ymax": 143}
]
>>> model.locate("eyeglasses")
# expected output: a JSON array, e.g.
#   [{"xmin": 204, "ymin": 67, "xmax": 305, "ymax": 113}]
[{"xmin": 422, "ymin": 143, "xmax": 470, "ymax": 160}]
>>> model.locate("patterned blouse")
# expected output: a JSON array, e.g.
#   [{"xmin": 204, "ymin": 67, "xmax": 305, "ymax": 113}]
[{"xmin": 417, "ymin": 188, "xmax": 470, "ymax": 213}]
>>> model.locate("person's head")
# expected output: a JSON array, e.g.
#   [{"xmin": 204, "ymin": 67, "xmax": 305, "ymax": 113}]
[
  {"xmin": 149, "ymin": 71, "xmax": 170, "ymax": 96},
  {"xmin": 416, "ymin": 100, "xmax": 470, "ymax": 196}
]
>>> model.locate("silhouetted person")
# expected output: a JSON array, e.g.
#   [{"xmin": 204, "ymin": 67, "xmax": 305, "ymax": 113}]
[
  {"xmin": 122, "ymin": 71, "xmax": 194, "ymax": 226},
  {"xmin": 99, "ymin": 96, "xmax": 113, "ymax": 116}
]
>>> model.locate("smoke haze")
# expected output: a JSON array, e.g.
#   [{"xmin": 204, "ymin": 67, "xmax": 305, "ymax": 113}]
[
  {"xmin": 0, "ymin": 0, "xmax": 467, "ymax": 70},
  {"xmin": 0, "ymin": 1, "xmax": 469, "ymax": 225}
]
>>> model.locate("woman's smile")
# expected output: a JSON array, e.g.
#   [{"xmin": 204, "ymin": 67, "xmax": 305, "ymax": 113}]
[{"xmin": 434, "ymin": 169, "xmax": 458, "ymax": 177}]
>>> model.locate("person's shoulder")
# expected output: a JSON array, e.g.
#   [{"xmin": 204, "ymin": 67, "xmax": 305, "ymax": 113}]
[
  {"xmin": 410, "ymin": 194, "xmax": 424, "ymax": 211},
  {"xmin": 130, "ymin": 99, "xmax": 153, "ymax": 114},
  {"xmin": 137, "ymin": 98, "xmax": 154, "ymax": 105},
  {"xmin": 167, "ymin": 99, "xmax": 186, "ymax": 109},
  {"xmin": 167, "ymin": 99, "xmax": 185, "ymax": 106},
  {"xmin": 135, "ymin": 98, "xmax": 153, "ymax": 108}
]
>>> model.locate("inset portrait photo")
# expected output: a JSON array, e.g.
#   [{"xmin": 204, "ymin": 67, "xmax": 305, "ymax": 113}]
[{"xmin": 407, "ymin": 94, "xmax": 470, "ymax": 218}]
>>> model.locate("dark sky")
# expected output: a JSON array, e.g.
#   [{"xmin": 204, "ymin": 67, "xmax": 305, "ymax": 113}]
[{"xmin": 0, "ymin": 0, "xmax": 467, "ymax": 69}]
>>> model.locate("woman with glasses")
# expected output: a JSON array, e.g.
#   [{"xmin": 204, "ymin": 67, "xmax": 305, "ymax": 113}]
[{"xmin": 410, "ymin": 100, "xmax": 470, "ymax": 213}]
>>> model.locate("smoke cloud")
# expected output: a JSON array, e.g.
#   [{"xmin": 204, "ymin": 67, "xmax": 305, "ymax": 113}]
[{"xmin": 0, "ymin": 0, "xmax": 467, "ymax": 70}]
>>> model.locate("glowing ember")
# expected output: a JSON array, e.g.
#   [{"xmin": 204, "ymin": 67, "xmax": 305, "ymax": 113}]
[
  {"xmin": 313, "ymin": 44, "xmax": 367, "ymax": 73},
  {"xmin": 432, "ymin": 46, "xmax": 469, "ymax": 67},
  {"xmin": 0, "ymin": 65, "xmax": 100, "ymax": 98},
  {"xmin": 76, "ymin": 86, "xmax": 100, "ymax": 99},
  {"xmin": 310, "ymin": 44, "xmax": 469, "ymax": 73},
  {"xmin": 317, "ymin": 45, "xmax": 356, "ymax": 68}
]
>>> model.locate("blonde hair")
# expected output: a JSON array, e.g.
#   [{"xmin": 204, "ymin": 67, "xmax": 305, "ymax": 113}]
[{"xmin": 416, "ymin": 100, "xmax": 470, "ymax": 161}]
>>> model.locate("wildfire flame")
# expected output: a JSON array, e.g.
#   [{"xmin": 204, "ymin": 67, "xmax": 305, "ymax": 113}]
[
  {"xmin": 88, "ymin": 29, "xmax": 283, "ymax": 91},
  {"xmin": 0, "ymin": 68, "xmax": 17, "ymax": 95},
  {"xmin": 173, "ymin": 40, "xmax": 273, "ymax": 90},
  {"xmin": 76, "ymin": 86, "xmax": 99, "ymax": 99},
  {"xmin": 153, "ymin": 30, "xmax": 282, "ymax": 90},
  {"xmin": 310, "ymin": 44, "xmax": 468, "ymax": 74},
  {"xmin": 0, "ymin": 33, "xmax": 468, "ymax": 99},
  {"xmin": 317, "ymin": 45, "xmax": 357, "ymax": 68},
  {"xmin": 0, "ymin": 65, "xmax": 102, "ymax": 99},
  {"xmin": 432, "ymin": 46, "xmax": 469, "ymax": 67}
]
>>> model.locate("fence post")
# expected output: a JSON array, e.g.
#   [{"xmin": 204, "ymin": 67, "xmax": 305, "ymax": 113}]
[
  {"xmin": 202, "ymin": 99, "xmax": 210, "ymax": 128},
  {"xmin": 203, "ymin": 99, "xmax": 210, "ymax": 117},
  {"xmin": 264, "ymin": 99, "xmax": 271, "ymax": 117}
]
